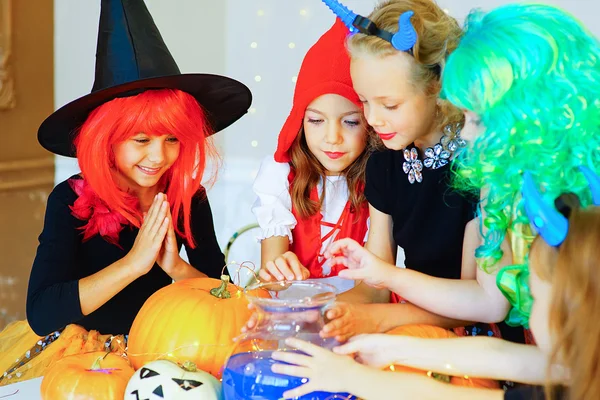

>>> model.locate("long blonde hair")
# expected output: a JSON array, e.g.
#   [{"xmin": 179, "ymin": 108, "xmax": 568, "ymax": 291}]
[
  {"xmin": 530, "ymin": 204, "xmax": 600, "ymax": 400},
  {"xmin": 347, "ymin": 0, "xmax": 464, "ymax": 127}
]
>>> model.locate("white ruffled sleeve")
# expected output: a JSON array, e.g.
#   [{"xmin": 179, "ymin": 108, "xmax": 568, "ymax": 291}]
[{"xmin": 251, "ymin": 156, "xmax": 297, "ymax": 243}]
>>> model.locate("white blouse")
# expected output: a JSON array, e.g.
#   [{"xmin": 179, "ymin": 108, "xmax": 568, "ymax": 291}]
[{"xmin": 252, "ymin": 155, "xmax": 369, "ymax": 293}]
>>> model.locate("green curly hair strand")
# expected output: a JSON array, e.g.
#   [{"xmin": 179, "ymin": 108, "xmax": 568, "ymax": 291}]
[{"xmin": 442, "ymin": 3, "xmax": 600, "ymax": 272}]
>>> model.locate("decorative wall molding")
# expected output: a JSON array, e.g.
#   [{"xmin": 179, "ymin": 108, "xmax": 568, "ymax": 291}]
[
  {"xmin": 0, "ymin": 0, "xmax": 15, "ymax": 110},
  {"xmin": 0, "ymin": 156, "xmax": 54, "ymax": 329},
  {"xmin": 0, "ymin": 157, "xmax": 55, "ymax": 191}
]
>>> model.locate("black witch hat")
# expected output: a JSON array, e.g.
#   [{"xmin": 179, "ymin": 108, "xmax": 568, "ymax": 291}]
[{"xmin": 38, "ymin": 0, "xmax": 252, "ymax": 157}]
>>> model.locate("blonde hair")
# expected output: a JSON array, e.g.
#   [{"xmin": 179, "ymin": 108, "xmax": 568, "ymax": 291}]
[
  {"xmin": 347, "ymin": 0, "xmax": 463, "ymax": 127},
  {"xmin": 530, "ymin": 205, "xmax": 600, "ymax": 400}
]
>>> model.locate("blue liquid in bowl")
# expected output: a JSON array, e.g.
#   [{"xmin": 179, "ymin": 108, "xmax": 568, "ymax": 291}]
[{"xmin": 222, "ymin": 351, "xmax": 355, "ymax": 400}]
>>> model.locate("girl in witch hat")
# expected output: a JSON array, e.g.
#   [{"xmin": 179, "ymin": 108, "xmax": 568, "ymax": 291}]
[
  {"xmin": 250, "ymin": 19, "xmax": 382, "ymax": 301},
  {"xmin": 0, "ymin": 0, "xmax": 251, "ymax": 385}
]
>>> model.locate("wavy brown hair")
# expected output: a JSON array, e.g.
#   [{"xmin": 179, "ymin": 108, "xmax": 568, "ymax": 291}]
[
  {"xmin": 530, "ymin": 205, "xmax": 600, "ymax": 400},
  {"xmin": 289, "ymin": 121, "xmax": 381, "ymax": 220},
  {"xmin": 347, "ymin": 0, "xmax": 464, "ymax": 128}
]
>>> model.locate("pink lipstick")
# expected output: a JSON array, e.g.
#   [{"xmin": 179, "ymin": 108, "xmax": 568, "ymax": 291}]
[{"xmin": 324, "ymin": 151, "xmax": 346, "ymax": 159}]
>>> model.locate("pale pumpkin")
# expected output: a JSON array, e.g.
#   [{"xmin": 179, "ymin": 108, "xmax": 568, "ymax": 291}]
[
  {"xmin": 40, "ymin": 351, "xmax": 134, "ymax": 400},
  {"xmin": 385, "ymin": 325, "xmax": 499, "ymax": 389},
  {"xmin": 128, "ymin": 276, "xmax": 270, "ymax": 378},
  {"xmin": 125, "ymin": 360, "xmax": 221, "ymax": 400}
]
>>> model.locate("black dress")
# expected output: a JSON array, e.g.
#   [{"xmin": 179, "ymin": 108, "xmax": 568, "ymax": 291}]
[
  {"xmin": 365, "ymin": 148, "xmax": 525, "ymax": 346},
  {"xmin": 365, "ymin": 148, "xmax": 476, "ymax": 280},
  {"xmin": 26, "ymin": 176, "xmax": 225, "ymax": 336},
  {"xmin": 505, "ymin": 385, "xmax": 566, "ymax": 400}
]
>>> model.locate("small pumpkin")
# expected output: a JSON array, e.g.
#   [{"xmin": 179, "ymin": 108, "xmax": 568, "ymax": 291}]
[
  {"xmin": 128, "ymin": 276, "xmax": 270, "ymax": 378},
  {"xmin": 40, "ymin": 351, "xmax": 134, "ymax": 400},
  {"xmin": 384, "ymin": 325, "xmax": 499, "ymax": 389},
  {"xmin": 125, "ymin": 360, "xmax": 221, "ymax": 400}
]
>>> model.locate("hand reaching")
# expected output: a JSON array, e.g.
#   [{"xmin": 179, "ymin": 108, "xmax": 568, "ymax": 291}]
[
  {"xmin": 325, "ymin": 238, "xmax": 397, "ymax": 289},
  {"xmin": 320, "ymin": 302, "xmax": 381, "ymax": 342},
  {"xmin": 271, "ymin": 338, "xmax": 364, "ymax": 399},
  {"xmin": 334, "ymin": 334, "xmax": 402, "ymax": 369},
  {"xmin": 240, "ymin": 303, "xmax": 258, "ymax": 334},
  {"xmin": 259, "ymin": 251, "xmax": 310, "ymax": 282}
]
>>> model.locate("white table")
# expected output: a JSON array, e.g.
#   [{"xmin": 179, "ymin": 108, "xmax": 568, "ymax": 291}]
[{"xmin": 0, "ymin": 377, "xmax": 42, "ymax": 399}]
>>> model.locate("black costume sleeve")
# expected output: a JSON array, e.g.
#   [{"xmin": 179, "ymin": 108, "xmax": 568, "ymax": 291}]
[
  {"xmin": 26, "ymin": 182, "xmax": 84, "ymax": 336},
  {"xmin": 364, "ymin": 150, "xmax": 394, "ymax": 215},
  {"xmin": 504, "ymin": 385, "xmax": 566, "ymax": 400}
]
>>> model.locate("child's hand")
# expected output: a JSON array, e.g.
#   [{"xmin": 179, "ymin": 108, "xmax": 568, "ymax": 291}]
[
  {"xmin": 156, "ymin": 198, "xmax": 184, "ymax": 275},
  {"xmin": 325, "ymin": 238, "xmax": 397, "ymax": 289},
  {"xmin": 271, "ymin": 338, "xmax": 364, "ymax": 398},
  {"xmin": 240, "ymin": 303, "xmax": 258, "ymax": 333},
  {"xmin": 241, "ymin": 304, "xmax": 321, "ymax": 334},
  {"xmin": 259, "ymin": 251, "xmax": 310, "ymax": 282},
  {"xmin": 334, "ymin": 334, "xmax": 402, "ymax": 369},
  {"xmin": 321, "ymin": 302, "xmax": 380, "ymax": 342},
  {"xmin": 125, "ymin": 193, "xmax": 170, "ymax": 276}
]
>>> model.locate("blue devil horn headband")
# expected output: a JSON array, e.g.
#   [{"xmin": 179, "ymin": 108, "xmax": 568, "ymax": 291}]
[
  {"xmin": 320, "ymin": 0, "xmax": 417, "ymax": 52},
  {"xmin": 580, "ymin": 165, "xmax": 600, "ymax": 205},
  {"xmin": 522, "ymin": 172, "xmax": 569, "ymax": 247},
  {"xmin": 523, "ymin": 166, "xmax": 600, "ymax": 247}
]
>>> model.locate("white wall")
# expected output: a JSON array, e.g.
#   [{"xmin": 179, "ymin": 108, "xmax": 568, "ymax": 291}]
[{"xmin": 54, "ymin": 0, "xmax": 600, "ymax": 271}]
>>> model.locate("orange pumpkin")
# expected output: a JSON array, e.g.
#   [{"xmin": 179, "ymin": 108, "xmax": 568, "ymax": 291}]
[
  {"xmin": 40, "ymin": 352, "xmax": 134, "ymax": 400},
  {"xmin": 384, "ymin": 325, "xmax": 499, "ymax": 389},
  {"xmin": 128, "ymin": 276, "xmax": 270, "ymax": 378}
]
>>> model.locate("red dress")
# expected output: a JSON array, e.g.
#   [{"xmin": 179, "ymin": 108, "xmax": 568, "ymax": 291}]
[{"xmin": 288, "ymin": 172, "xmax": 369, "ymax": 279}]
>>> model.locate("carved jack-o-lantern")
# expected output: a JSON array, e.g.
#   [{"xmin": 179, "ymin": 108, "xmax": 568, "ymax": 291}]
[{"xmin": 125, "ymin": 360, "xmax": 221, "ymax": 400}]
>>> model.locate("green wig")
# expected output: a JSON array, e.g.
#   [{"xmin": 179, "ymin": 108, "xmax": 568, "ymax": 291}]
[{"xmin": 442, "ymin": 4, "xmax": 600, "ymax": 325}]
